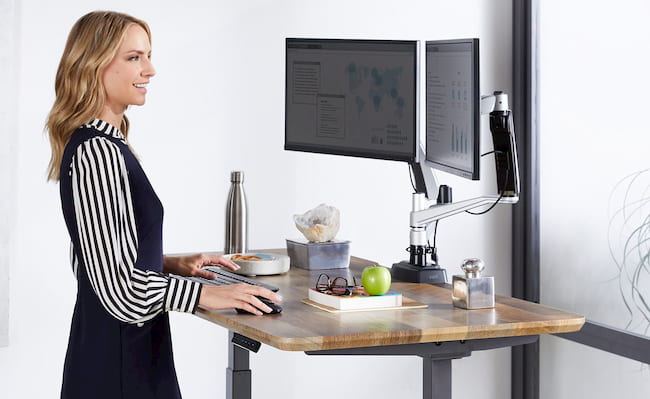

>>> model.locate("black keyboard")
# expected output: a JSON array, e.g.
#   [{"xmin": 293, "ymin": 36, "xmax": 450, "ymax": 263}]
[{"xmin": 176, "ymin": 266, "xmax": 279, "ymax": 292}]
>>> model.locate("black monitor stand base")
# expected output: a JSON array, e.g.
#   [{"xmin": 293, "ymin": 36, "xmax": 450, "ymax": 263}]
[{"xmin": 391, "ymin": 261, "xmax": 448, "ymax": 284}]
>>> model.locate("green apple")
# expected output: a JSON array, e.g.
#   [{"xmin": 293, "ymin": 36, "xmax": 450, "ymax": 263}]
[{"xmin": 361, "ymin": 265, "xmax": 391, "ymax": 296}]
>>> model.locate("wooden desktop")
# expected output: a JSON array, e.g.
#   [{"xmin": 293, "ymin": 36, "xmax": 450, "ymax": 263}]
[{"xmin": 195, "ymin": 250, "xmax": 584, "ymax": 399}]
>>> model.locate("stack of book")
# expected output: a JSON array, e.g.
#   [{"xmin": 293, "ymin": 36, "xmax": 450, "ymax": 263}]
[{"xmin": 307, "ymin": 288, "xmax": 403, "ymax": 311}]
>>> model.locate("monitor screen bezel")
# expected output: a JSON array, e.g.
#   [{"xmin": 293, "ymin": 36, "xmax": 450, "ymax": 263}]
[
  {"xmin": 424, "ymin": 38, "xmax": 480, "ymax": 180},
  {"xmin": 284, "ymin": 38, "xmax": 420, "ymax": 163}
]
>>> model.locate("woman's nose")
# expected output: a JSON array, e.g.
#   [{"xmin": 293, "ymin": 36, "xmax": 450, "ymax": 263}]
[{"xmin": 143, "ymin": 58, "xmax": 156, "ymax": 78}]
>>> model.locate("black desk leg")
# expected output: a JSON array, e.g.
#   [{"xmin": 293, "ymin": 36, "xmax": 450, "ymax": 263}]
[
  {"xmin": 226, "ymin": 331, "xmax": 251, "ymax": 399},
  {"xmin": 422, "ymin": 356, "xmax": 452, "ymax": 399}
]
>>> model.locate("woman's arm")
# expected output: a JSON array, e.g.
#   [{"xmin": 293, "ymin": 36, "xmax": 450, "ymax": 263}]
[
  {"xmin": 70, "ymin": 137, "xmax": 202, "ymax": 323},
  {"xmin": 162, "ymin": 254, "xmax": 282, "ymax": 315}
]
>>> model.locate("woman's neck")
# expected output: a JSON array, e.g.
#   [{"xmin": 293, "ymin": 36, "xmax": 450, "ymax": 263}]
[{"xmin": 98, "ymin": 105, "xmax": 125, "ymax": 130}]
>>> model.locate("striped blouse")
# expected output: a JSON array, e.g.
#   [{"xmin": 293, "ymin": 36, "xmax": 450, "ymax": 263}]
[{"xmin": 68, "ymin": 119, "xmax": 201, "ymax": 324}]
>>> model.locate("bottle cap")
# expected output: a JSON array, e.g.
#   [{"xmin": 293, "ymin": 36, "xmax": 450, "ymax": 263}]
[{"xmin": 230, "ymin": 171, "xmax": 244, "ymax": 183}]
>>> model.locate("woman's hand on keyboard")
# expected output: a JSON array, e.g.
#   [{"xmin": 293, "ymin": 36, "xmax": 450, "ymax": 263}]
[
  {"xmin": 198, "ymin": 284, "xmax": 282, "ymax": 316},
  {"xmin": 163, "ymin": 253, "xmax": 239, "ymax": 279}
]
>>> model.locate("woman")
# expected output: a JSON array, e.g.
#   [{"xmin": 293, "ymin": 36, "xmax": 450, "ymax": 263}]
[{"xmin": 46, "ymin": 11, "xmax": 281, "ymax": 399}]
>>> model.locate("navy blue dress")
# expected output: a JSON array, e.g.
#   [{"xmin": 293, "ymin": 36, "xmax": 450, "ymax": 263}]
[{"xmin": 59, "ymin": 120, "xmax": 201, "ymax": 399}]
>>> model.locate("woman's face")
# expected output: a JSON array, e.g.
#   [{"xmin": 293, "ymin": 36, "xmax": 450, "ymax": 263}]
[{"xmin": 102, "ymin": 24, "xmax": 155, "ymax": 114}]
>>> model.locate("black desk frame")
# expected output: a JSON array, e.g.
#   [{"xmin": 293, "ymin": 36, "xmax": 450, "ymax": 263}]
[{"xmin": 226, "ymin": 332, "xmax": 539, "ymax": 399}]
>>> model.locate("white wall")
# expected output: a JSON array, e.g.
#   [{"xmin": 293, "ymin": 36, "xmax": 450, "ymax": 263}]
[
  {"xmin": 0, "ymin": 0, "xmax": 17, "ymax": 349},
  {"xmin": 539, "ymin": 1, "xmax": 650, "ymax": 398},
  {"xmin": 0, "ymin": 1, "xmax": 513, "ymax": 398}
]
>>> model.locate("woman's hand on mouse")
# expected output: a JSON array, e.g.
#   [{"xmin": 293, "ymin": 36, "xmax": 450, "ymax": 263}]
[{"xmin": 198, "ymin": 284, "xmax": 282, "ymax": 315}]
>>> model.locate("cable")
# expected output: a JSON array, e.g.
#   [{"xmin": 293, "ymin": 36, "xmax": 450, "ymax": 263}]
[
  {"xmin": 433, "ymin": 219, "xmax": 439, "ymax": 249},
  {"xmin": 466, "ymin": 164, "xmax": 509, "ymax": 215},
  {"xmin": 408, "ymin": 164, "xmax": 417, "ymax": 192},
  {"xmin": 428, "ymin": 220, "xmax": 440, "ymax": 265},
  {"xmin": 466, "ymin": 151, "xmax": 509, "ymax": 216}
]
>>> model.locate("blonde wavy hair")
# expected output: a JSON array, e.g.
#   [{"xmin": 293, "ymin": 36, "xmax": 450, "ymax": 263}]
[{"xmin": 46, "ymin": 11, "xmax": 151, "ymax": 181}]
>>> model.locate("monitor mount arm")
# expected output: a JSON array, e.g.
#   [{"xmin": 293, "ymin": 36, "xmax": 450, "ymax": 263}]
[{"xmin": 393, "ymin": 91, "xmax": 520, "ymax": 284}]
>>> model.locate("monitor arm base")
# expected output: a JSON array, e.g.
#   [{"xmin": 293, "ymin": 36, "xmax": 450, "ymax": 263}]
[{"xmin": 391, "ymin": 261, "xmax": 448, "ymax": 284}]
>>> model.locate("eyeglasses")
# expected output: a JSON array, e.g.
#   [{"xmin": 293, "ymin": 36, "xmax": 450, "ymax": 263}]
[{"xmin": 315, "ymin": 273, "xmax": 361, "ymax": 296}]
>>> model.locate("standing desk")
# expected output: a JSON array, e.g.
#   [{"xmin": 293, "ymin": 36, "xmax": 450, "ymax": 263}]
[{"xmin": 195, "ymin": 250, "xmax": 584, "ymax": 399}]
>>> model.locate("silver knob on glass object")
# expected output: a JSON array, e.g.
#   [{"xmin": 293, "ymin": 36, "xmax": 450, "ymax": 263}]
[{"xmin": 461, "ymin": 258, "xmax": 484, "ymax": 278}]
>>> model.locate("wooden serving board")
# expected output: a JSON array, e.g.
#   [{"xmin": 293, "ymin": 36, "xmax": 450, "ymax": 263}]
[{"xmin": 301, "ymin": 296, "xmax": 428, "ymax": 313}]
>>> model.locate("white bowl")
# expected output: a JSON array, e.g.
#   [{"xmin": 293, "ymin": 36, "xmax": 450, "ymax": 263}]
[{"xmin": 225, "ymin": 253, "xmax": 290, "ymax": 276}]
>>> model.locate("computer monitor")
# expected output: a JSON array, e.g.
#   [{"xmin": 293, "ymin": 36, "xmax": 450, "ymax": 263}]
[
  {"xmin": 285, "ymin": 38, "xmax": 419, "ymax": 162},
  {"xmin": 425, "ymin": 39, "xmax": 480, "ymax": 180}
]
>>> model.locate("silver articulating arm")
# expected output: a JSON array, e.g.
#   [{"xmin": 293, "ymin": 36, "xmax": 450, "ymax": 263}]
[{"xmin": 393, "ymin": 91, "xmax": 520, "ymax": 284}]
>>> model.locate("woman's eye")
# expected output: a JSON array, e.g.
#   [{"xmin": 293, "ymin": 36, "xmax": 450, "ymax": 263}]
[{"xmin": 128, "ymin": 55, "xmax": 140, "ymax": 61}]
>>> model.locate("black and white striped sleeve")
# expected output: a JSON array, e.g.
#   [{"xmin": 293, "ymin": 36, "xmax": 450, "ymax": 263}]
[{"xmin": 70, "ymin": 136, "xmax": 202, "ymax": 324}]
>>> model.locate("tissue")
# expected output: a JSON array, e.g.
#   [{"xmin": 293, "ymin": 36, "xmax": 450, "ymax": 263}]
[{"xmin": 294, "ymin": 204, "xmax": 340, "ymax": 242}]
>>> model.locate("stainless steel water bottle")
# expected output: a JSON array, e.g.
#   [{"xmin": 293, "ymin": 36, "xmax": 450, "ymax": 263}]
[{"xmin": 225, "ymin": 171, "xmax": 248, "ymax": 254}]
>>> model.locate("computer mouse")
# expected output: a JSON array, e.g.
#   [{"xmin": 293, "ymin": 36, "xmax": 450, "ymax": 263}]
[{"xmin": 236, "ymin": 296, "xmax": 282, "ymax": 315}]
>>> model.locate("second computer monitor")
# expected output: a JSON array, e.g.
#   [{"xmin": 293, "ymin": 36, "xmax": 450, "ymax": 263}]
[
  {"xmin": 425, "ymin": 39, "xmax": 480, "ymax": 180},
  {"xmin": 285, "ymin": 38, "xmax": 419, "ymax": 163}
]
